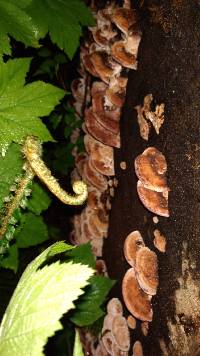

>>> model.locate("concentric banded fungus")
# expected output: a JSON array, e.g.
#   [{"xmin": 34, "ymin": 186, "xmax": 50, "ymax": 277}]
[
  {"xmin": 137, "ymin": 180, "xmax": 169, "ymax": 217},
  {"xmin": 90, "ymin": 51, "xmax": 121, "ymax": 83},
  {"xmin": 112, "ymin": 343, "xmax": 129, "ymax": 356},
  {"xmin": 127, "ymin": 315, "xmax": 137, "ymax": 330},
  {"xmin": 86, "ymin": 139, "xmax": 114, "ymax": 176},
  {"xmin": 107, "ymin": 298, "xmax": 123, "ymax": 316},
  {"xmin": 124, "ymin": 230, "xmax": 145, "ymax": 267},
  {"xmin": 102, "ymin": 331, "xmax": 114, "ymax": 354},
  {"xmin": 85, "ymin": 108, "xmax": 120, "ymax": 148},
  {"xmin": 112, "ymin": 8, "xmax": 138, "ymax": 34},
  {"xmin": 135, "ymin": 247, "xmax": 158, "ymax": 295},
  {"xmin": 83, "ymin": 158, "xmax": 108, "ymax": 191},
  {"xmin": 135, "ymin": 147, "xmax": 168, "ymax": 192},
  {"xmin": 111, "ymin": 315, "xmax": 130, "ymax": 352},
  {"xmin": 132, "ymin": 340, "xmax": 143, "ymax": 356},
  {"xmin": 122, "ymin": 268, "xmax": 153, "ymax": 321},
  {"xmin": 111, "ymin": 40, "xmax": 137, "ymax": 69},
  {"xmin": 153, "ymin": 229, "xmax": 167, "ymax": 253}
]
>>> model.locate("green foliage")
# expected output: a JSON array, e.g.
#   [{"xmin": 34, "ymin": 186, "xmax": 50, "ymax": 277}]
[
  {"xmin": 67, "ymin": 244, "xmax": 115, "ymax": 327},
  {"xmin": 0, "ymin": 0, "xmax": 94, "ymax": 60},
  {"xmin": 0, "ymin": 0, "xmax": 40, "ymax": 58},
  {"xmin": 0, "ymin": 244, "xmax": 18, "ymax": 273},
  {"xmin": 0, "ymin": 143, "xmax": 23, "ymax": 210},
  {"xmin": 0, "ymin": 242, "xmax": 94, "ymax": 356},
  {"xmin": 26, "ymin": 0, "xmax": 95, "ymax": 59},
  {"xmin": 26, "ymin": 182, "xmax": 51, "ymax": 215},
  {"xmin": 66, "ymin": 243, "xmax": 96, "ymax": 269},
  {"xmin": 15, "ymin": 212, "xmax": 49, "ymax": 248},
  {"xmin": 73, "ymin": 330, "xmax": 84, "ymax": 356},
  {"xmin": 70, "ymin": 275, "xmax": 115, "ymax": 326},
  {"xmin": 0, "ymin": 58, "xmax": 65, "ymax": 153}
]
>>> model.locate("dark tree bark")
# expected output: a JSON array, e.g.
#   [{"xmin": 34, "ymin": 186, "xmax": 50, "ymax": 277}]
[{"xmin": 104, "ymin": 1, "xmax": 200, "ymax": 355}]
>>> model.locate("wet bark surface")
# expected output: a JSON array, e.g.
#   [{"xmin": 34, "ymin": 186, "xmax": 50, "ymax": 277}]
[{"xmin": 104, "ymin": 1, "xmax": 200, "ymax": 355}]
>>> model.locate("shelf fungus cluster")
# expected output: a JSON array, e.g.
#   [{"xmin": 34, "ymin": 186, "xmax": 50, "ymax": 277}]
[
  {"xmin": 95, "ymin": 298, "xmax": 131, "ymax": 355},
  {"xmin": 134, "ymin": 147, "xmax": 170, "ymax": 217},
  {"xmin": 70, "ymin": 0, "xmax": 142, "ymax": 258},
  {"xmin": 135, "ymin": 94, "xmax": 165, "ymax": 141},
  {"xmin": 122, "ymin": 230, "xmax": 158, "ymax": 323}
]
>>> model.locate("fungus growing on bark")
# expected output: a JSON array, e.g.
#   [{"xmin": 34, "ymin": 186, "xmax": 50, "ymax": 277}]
[
  {"xmin": 127, "ymin": 315, "xmax": 137, "ymax": 329},
  {"xmin": 124, "ymin": 230, "xmax": 145, "ymax": 267},
  {"xmin": 135, "ymin": 94, "xmax": 165, "ymax": 139},
  {"xmin": 141, "ymin": 321, "xmax": 149, "ymax": 336},
  {"xmin": 153, "ymin": 229, "xmax": 167, "ymax": 252},
  {"xmin": 111, "ymin": 315, "xmax": 130, "ymax": 351},
  {"xmin": 132, "ymin": 340, "xmax": 143, "ymax": 356},
  {"xmin": 107, "ymin": 298, "xmax": 123, "ymax": 316},
  {"xmin": 111, "ymin": 34, "xmax": 141, "ymax": 69},
  {"xmin": 83, "ymin": 157, "xmax": 108, "ymax": 191},
  {"xmin": 102, "ymin": 331, "xmax": 114, "ymax": 354},
  {"xmin": 112, "ymin": 8, "xmax": 138, "ymax": 34},
  {"xmin": 90, "ymin": 51, "xmax": 122, "ymax": 83},
  {"xmin": 135, "ymin": 246, "xmax": 158, "ymax": 295},
  {"xmin": 137, "ymin": 180, "xmax": 169, "ymax": 217},
  {"xmin": 84, "ymin": 134, "xmax": 114, "ymax": 176},
  {"xmin": 122, "ymin": 268, "xmax": 153, "ymax": 321},
  {"xmin": 85, "ymin": 108, "xmax": 120, "ymax": 148},
  {"xmin": 134, "ymin": 147, "xmax": 168, "ymax": 192}
]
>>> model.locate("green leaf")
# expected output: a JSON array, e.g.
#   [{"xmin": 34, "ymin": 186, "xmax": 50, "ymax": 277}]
[
  {"xmin": 0, "ymin": 0, "xmax": 40, "ymax": 57},
  {"xmin": 73, "ymin": 330, "xmax": 84, "ymax": 356},
  {"xmin": 0, "ymin": 58, "xmax": 65, "ymax": 151},
  {"xmin": 70, "ymin": 276, "xmax": 115, "ymax": 326},
  {"xmin": 0, "ymin": 243, "xmax": 94, "ymax": 356},
  {"xmin": 27, "ymin": 182, "xmax": 51, "ymax": 215},
  {"xmin": 66, "ymin": 243, "xmax": 96, "ymax": 269},
  {"xmin": 0, "ymin": 143, "xmax": 23, "ymax": 210},
  {"xmin": 15, "ymin": 212, "xmax": 49, "ymax": 248},
  {"xmin": 0, "ymin": 244, "xmax": 19, "ymax": 273},
  {"xmin": 26, "ymin": 0, "xmax": 95, "ymax": 59}
]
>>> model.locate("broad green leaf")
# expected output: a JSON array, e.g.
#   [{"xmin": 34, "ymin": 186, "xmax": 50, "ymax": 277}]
[
  {"xmin": 15, "ymin": 212, "xmax": 49, "ymax": 248},
  {"xmin": 0, "ymin": 58, "xmax": 65, "ymax": 151},
  {"xmin": 26, "ymin": 182, "xmax": 51, "ymax": 215},
  {"xmin": 0, "ymin": 243, "xmax": 94, "ymax": 356},
  {"xmin": 26, "ymin": 0, "xmax": 95, "ymax": 59},
  {"xmin": 66, "ymin": 243, "xmax": 96, "ymax": 269},
  {"xmin": 70, "ymin": 276, "xmax": 115, "ymax": 326},
  {"xmin": 0, "ymin": 0, "xmax": 40, "ymax": 58},
  {"xmin": 73, "ymin": 330, "xmax": 84, "ymax": 356},
  {"xmin": 0, "ymin": 244, "xmax": 19, "ymax": 273},
  {"xmin": 0, "ymin": 143, "xmax": 23, "ymax": 210}
]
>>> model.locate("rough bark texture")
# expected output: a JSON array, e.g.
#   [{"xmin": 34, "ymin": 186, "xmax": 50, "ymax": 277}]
[{"xmin": 104, "ymin": 1, "xmax": 200, "ymax": 355}]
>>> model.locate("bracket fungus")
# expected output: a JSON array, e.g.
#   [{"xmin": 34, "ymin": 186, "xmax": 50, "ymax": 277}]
[
  {"xmin": 122, "ymin": 268, "xmax": 153, "ymax": 322},
  {"xmin": 135, "ymin": 247, "xmax": 159, "ymax": 295},
  {"xmin": 124, "ymin": 230, "xmax": 145, "ymax": 267},
  {"xmin": 135, "ymin": 147, "xmax": 169, "ymax": 217}
]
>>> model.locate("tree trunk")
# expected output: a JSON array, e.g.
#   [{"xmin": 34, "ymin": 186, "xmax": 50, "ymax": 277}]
[{"xmin": 104, "ymin": 1, "xmax": 200, "ymax": 354}]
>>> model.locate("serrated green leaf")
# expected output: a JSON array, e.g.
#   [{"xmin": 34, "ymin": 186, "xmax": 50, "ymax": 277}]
[
  {"xmin": 0, "ymin": 143, "xmax": 23, "ymax": 210},
  {"xmin": 15, "ymin": 212, "xmax": 49, "ymax": 248},
  {"xmin": 70, "ymin": 276, "xmax": 115, "ymax": 326},
  {"xmin": 0, "ymin": 0, "xmax": 40, "ymax": 57},
  {"xmin": 66, "ymin": 243, "xmax": 96, "ymax": 269},
  {"xmin": 0, "ymin": 58, "xmax": 65, "ymax": 151},
  {"xmin": 73, "ymin": 330, "xmax": 84, "ymax": 356},
  {"xmin": 0, "ymin": 244, "xmax": 19, "ymax": 273},
  {"xmin": 47, "ymin": 241, "xmax": 74, "ymax": 257},
  {"xmin": 71, "ymin": 306, "xmax": 104, "ymax": 327},
  {"xmin": 26, "ymin": 0, "xmax": 95, "ymax": 59},
  {"xmin": 27, "ymin": 182, "xmax": 51, "ymax": 215},
  {"xmin": 0, "ymin": 243, "xmax": 94, "ymax": 356}
]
